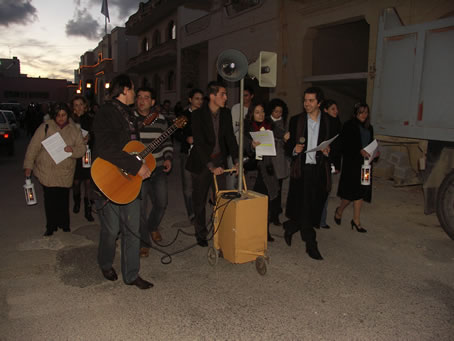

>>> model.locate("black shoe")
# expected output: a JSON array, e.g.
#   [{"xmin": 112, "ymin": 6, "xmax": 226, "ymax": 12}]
[
  {"xmin": 127, "ymin": 276, "xmax": 154, "ymax": 289},
  {"xmin": 321, "ymin": 225, "xmax": 331, "ymax": 229},
  {"xmin": 84, "ymin": 198, "xmax": 94, "ymax": 222},
  {"xmin": 334, "ymin": 207, "xmax": 342, "ymax": 225},
  {"xmin": 306, "ymin": 243, "xmax": 323, "ymax": 260},
  {"xmin": 102, "ymin": 268, "xmax": 118, "ymax": 281},
  {"xmin": 271, "ymin": 217, "xmax": 282, "ymax": 226},
  {"xmin": 351, "ymin": 220, "xmax": 367, "ymax": 233},
  {"xmin": 43, "ymin": 230, "xmax": 53, "ymax": 236},
  {"xmin": 267, "ymin": 233, "xmax": 275, "ymax": 242},
  {"xmin": 197, "ymin": 239, "xmax": 208, "ymax": 247},
  {"xmin": 284, "ymin": 231, "xmax": 292, "ymax": 246}
]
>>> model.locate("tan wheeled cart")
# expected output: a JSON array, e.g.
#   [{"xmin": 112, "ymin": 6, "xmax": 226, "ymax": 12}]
[{"xmin": 207, "ymin": 169, "xmax": 270, "ymax": 275}]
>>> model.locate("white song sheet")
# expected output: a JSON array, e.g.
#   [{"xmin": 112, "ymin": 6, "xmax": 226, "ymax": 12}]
[
  {"xmin": 304, "ymin": 134, "xmax": 339, "ymax": 153},
  {"xmin": 41, "ymin": 132, "xmax": 72, "ymax": 164},
  {"xmin": 249, "ymin": 130, "xmax": 276, "ymax": 157},
  {"xmin": 363, "ymin": 139, "xmax": 379, "ymax": 159}
]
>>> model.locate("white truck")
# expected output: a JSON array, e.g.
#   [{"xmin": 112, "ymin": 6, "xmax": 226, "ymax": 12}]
[{"xmin": 372, "ymin": 8, "xmax": 454, "ymax": 240}]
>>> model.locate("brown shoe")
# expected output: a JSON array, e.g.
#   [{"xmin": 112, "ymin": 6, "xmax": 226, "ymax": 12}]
[
  {"xmin": 139, "ymin": 247, "xmax": 149, "ymax": 258},
  {"xmin": 101, "ymin": 268, "xmax": 118, "ymax": 281},
  {"xmin": 151, "ymin": 231, "xmax": 162, "ymax": 242},
  {"xmin": 126, "ymin": 276, "xmax": 154, "ymax": 289}
]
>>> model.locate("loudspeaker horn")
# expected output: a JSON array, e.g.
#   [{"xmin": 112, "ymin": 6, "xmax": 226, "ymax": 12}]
[
  {"xmin": 248, "ymin": 51, "xmax": 277, "ymax": 87},
  {"xmin": 216, "ymin": 49, "xmax": 249, "ymax": 82}
]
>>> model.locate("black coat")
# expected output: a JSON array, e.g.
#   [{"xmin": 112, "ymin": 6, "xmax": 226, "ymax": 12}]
[
  {"xmin": 337, "ymin": 118, "xmax": 374, "ymax": 202},
  {"xmin": 285, "ymin": 112, "xmax": 334, "ymax": 225},
  {"xmin": 185, "ymin": 104, "xmax": 238, "ymax": 174},
  {"xmin": 92, "ymin": 99, "xmax": 142, "ymax": 176}
]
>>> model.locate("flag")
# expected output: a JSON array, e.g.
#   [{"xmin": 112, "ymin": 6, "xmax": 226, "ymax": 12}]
[{"xmin": 101, "ymin": 0, "xmax": 110, "ymax": 22}]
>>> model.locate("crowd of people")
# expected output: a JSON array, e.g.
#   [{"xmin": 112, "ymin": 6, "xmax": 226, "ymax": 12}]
[{"xmin": 23, "ymin": 73, "xmax": 377, "ymax": 290}]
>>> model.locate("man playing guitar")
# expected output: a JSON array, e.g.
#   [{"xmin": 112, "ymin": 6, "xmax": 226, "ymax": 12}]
[{"xmin": 92, "ymin": 74, "xmax": 154, "ymax": 290}]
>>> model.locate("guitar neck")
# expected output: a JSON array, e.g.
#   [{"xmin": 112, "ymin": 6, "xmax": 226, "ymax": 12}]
[{"xmin": 139, "ymin": 124, "xmax": 178, "ymax": 159}]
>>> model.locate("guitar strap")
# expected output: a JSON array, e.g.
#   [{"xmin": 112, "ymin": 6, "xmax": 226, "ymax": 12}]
[{"xmin": 111, "ymin": 100, "xmax": 139, "ymax": 140}]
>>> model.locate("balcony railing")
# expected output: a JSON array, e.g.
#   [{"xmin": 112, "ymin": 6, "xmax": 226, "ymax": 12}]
[
  {"xmin": 184, "ymin": 14, "xmax": 210, "ymax": 35},
  {"xmin": 127, "ymin": 39, "xmax": 177, "ymax": 72}
]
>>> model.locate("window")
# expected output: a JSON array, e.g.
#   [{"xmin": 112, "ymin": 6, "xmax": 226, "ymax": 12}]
[
  {"xmin": 153, "ymin": 30, "xmax": 161, "ymax": 47},
  {"xmin": 141, "ymin": 37, "xmax": 149, "ymax": 52},
  {"xmin": 167, "ymin": 21, "xmax": 176, "ymax": 40}
]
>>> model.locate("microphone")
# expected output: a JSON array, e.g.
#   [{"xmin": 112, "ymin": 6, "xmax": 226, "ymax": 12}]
[{"xmin": 299, "ymin": 137, "xmax": 305, "ymax": 144}]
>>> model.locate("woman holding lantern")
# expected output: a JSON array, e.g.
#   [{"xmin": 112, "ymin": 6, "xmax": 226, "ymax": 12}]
[
  {"xmin": 24, "ymin": 102, "xmax": 86, "ymax": 236},
  {"xmin": 334, "ymin": 102, "xmax": 375, "ymax": 233},
  {"xmin": 71, "ymin": 95, "xmax": 95, "ymax": 221}
]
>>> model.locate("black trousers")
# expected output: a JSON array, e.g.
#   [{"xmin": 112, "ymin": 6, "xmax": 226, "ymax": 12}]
[
  {"xmin": 191, "ymin": 163, "xmax": 226, "ymax": 241},
  {"xmin": 42, "ymin": 185, "xmax": 70, "ymax": 231},
  {"xmin": 285, "ymin": 165, "xmax": 327, "ymax": 246}
]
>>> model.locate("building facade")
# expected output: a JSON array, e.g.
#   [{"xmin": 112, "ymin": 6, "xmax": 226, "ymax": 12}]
[
  {"xmin": 0, "ymin": 57, "xmax": 74, "ymax": 106},
  {"xmin": 77, "ymin": 0, "xmax": 454, "ymax": 115},
  {"xmin": 125, "ymin": 0, "xmax": 209, "ymax": 105},
  {"xmin": 75, "ymin": 27, "xmax": 137, "ymax": 105}
]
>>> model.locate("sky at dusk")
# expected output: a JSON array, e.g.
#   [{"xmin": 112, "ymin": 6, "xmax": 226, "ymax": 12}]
[{"xmin": 0, "ymin": 0, "xmax": 143, "ymax": 82}]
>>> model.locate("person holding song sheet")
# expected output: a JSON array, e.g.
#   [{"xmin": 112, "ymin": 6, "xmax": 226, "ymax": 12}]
[
  {"xmin": 244, "ymin": 102, "xmax": 280, "ymax": 242},
  {"xmin": 24, "ymin": 103, "xmax": 86, "ymax": 236},
  {"xmin": 283, "ymin": 87, "xmax": 335, "ymax": 260},
  {"xmin": 334, "ymin": 102, "xmax": 375, "ymax": 233}
]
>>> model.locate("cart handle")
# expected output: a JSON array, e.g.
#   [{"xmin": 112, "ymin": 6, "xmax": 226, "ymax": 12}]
[{"xmin": 213, "ymin": 168, "xmax": 247, "ymax": 194}]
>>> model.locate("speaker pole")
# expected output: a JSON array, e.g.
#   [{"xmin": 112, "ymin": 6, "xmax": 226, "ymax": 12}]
[{"xmin": 237, "ymin": 78, "xmax": 245, "ymax": 193}]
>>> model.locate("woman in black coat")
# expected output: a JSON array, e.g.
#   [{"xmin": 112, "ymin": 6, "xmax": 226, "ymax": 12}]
[
  {"xmin": 71, "ymin": 95, "xmax": 95, "ymax": 222},
  {"xmin": 334, "ymin": 102, "xmax": 374, "ymax": 233}
]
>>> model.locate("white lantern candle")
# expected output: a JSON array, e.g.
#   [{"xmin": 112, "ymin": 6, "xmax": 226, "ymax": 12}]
[
  {"xmin": 82, "ymin": 147, "xmax": 91, "ymax": 168},
  {"xmin": 361, "ymin": 158, "xmax": 371, "ymax": 186},
  {"xmin": 24, "ymin": 177, "xmax": 37, "ymax": 205}
]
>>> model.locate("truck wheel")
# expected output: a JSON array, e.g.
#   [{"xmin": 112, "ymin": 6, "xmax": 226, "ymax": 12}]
[{"xmin": 436, "ymin": 170, "xmax": 454, "ymax": 240}]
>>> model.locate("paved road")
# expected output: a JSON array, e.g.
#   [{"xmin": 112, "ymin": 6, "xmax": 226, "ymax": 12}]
[{"xmin": 1, "ymin": 131, "xmax": 453, "ymax": 340}]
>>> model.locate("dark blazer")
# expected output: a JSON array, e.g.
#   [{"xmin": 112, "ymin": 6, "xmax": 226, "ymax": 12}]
[
  {"xmin": 185, "ymin": 104, "xmax": 238, "ymax": 174},
  {"xmin": 285, "ymin": 111, "xmax": 332, "ymax": 167},
  {"xmin": 285, "ymin": 111, "xmax": 334, "ymax": 224}
]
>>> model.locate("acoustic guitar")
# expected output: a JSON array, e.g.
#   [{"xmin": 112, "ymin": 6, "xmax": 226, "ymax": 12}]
[{"xmin": 91, "ymin": 115, "xmax": 187, "ymax": 204}]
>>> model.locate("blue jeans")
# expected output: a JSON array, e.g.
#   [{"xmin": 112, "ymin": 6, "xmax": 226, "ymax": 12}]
[
  {"xmin": 96, "ymin": 197, "xmax": 141, "ymax": 284},
  {"xmin": 180, "ymin": 153, "xmax": 194, "ymax": 219},
  {"xmin": 140, "ymin": 166, "xmax": 168, "ymax": 247}
]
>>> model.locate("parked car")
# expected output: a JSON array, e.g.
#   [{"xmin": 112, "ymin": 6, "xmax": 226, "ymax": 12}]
[
  {"xmin": 0, "ymin": 103, "xmax": 25, "ymax": 127},
  {"xmin": 0, "ymin": 110, "xmax": 15, "ymax": 156},
  {"xmin": 1, "ymin": 110, "xmax": 19, "ymax": 136}
]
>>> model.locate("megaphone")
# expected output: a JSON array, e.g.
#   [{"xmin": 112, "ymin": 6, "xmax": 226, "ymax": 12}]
[
  {"xmin": 248, "ymin": 51, "xmax": 277, "ymax": 87},
  {"xmin": 216, "ymin": 49, "xmax": 249, "ymax": 82}
]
